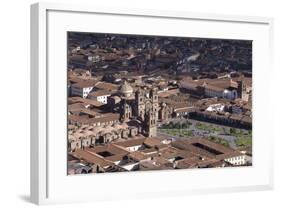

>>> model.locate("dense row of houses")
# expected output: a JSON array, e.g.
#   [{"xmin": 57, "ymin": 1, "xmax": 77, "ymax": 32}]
[
  {"xmin": 179, "ymin": 77, "xmax": 250, "ymax": 102},
  {"xmin": 68, "ymin": 136, "xmax": 251, "ymax": 174}
]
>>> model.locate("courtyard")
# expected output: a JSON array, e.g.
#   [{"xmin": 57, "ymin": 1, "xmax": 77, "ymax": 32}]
[{"xmin": 158, "ymin": 118, "xmax": 252, "ymax": 149}]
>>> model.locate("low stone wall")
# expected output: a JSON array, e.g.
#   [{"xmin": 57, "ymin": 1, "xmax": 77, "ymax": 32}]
[{"xmin": 188, "ymin": 111, "xmax": 252, "ymax": 130}]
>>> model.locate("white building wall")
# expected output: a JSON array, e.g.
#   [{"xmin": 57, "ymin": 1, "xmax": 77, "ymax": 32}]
[
  {"xmin": 121, "ymin": 162, "xmax": 139, "ymax": 171},
  {"xmin": 82, "ymin": 87, "xmax": 93, "ymax": 98},
  {"xmin": 225, "ymin": 155, "xmax": 246, "ymax": 166},
  {"xmin": 97, "ymin": 95, "xmax": 109, "ymax": 104},
  {"xmin": 88, "ymin": 94, "xmax": 110, "ymax": 104},
  {"xmin": 71, "ymin": 86, "xmax": 93, "ymax": 98},
  {"xmin": 126, "ymin": 145, "xmax": 142, "ymax": 152},
  {"xmin": 206, "ymin": 104, "xmax": 225, "ymax": 112}
]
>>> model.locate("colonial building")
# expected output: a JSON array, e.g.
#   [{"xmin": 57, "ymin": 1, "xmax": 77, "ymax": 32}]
[
  {"xmin": 119, "ymin": 81, "xmax": 135, "ymax": 122},
  {"xmin": 68, "ymin": 122, "xmax": 139, "ymax": 151},
  {"xmin": 88, "ymin": 90, "xmax": 111, "ymax": 104},
  {"xmin": 179, "ymin": 78, "xmax": 249, "ymax": 100},
  {"xmin": 158, "ymin": 103, "xmax": 173, "ymax": 121},
  {"xmin": 237, "ymin": 80, "xmax": 249, "ymax": 102},
  {"xmin": 119, "ymin": 80, "xmax": 134, "ymax": 98},
  {"xmin": 135, "ymin": 88, "xmax": 158, "ymax": 137},
  {"xmin": 71, "ymin": 80, "xmax": 99, "ymax": 98},
  {"xmin": 118, "ymin": 81, "xmax": 159, "ymax": 137},
  {"xmin": 120, "ymin": 99, "xmax": 133, "ymax": 122}
]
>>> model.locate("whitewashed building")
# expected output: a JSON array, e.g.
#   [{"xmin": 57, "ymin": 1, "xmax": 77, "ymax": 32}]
[
  {"xmin": 206, "ymin": 103, "xmax": 225, "ymax": 113},
  {"xmin": 204, "ymin": 85, "xmax": 238, "ymax": 100},
  {"xmin": 223, "ymin": 153, "xmax": 247, "ymax": 166},
  {"xmin": 88, "ymin": 90, "xmax": 111, "ymax": 104},
  {"xmin": 180, "ymin": 78, "xmax": 240, "ymax": 100},
  {"xmin": 71, "ymin": 80, "xmax": 99, "ymax": 98}
]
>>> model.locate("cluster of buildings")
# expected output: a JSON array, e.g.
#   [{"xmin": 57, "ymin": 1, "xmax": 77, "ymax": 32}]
[
  {"xmin": 68, "ymin": 136, "xmax": 251, "ymax": 174},
  {"xmin": 179, "ymin": 76, "xmax": 251, "ymax": 101},
  {"xmin": 68, "ymin": 33, "xmax": 252, "ymax": 77},
  {"xmin": 67, "ymin": 67, "xmax": 252, "ymax": 174},
  {"xmin": 67, "ymin": 32, "xmax": 252, "ymax": 174}
]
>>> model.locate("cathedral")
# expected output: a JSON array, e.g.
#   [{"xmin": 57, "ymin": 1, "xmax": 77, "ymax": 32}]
[{"xmin": 119, "ymin": 81, "xmax": 159, "ymax": 137}]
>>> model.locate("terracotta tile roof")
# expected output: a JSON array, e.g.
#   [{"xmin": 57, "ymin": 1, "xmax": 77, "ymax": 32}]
[
  {"xmin": 114, "ymin": 138, "xmax": 146, "ymax": 148},
  {"xmin": 89, "ymin": 90, "xmax": 112, "ymax": 97},
  {"xmin": 95, "ymin": 82, "xmax": 119, "ymax": 91},
  {"xmin": 216, "ymin": 151, "xmax": 244, "ymax": 160},
  {"xmin": 68, "ymin": 113, "xmax": 119, "ymax": 125},
  {"xmin": 71, "ymin": 149, "xmax": 113, "ymax": 167},
  {"xmin": 72, "ymin": 80, "xmax": 100, "ymax": 88},
  {"xmin": 86, "ymin": 144, "xmax": 129, "ymax": 155},
  {"xmin": 129, "ymin": 151, "xmax": 149, "ymax": 161},
  {"xmin": 68, "ymin": 103, "xmax": 86, "ymax": 112},
  {"xmin": 143, "ymin": 137, "xmax": 163, "ymax": 147},
  {"xmin": 68, "ymin": 97, "xmax": 104, "ymax": 107}
]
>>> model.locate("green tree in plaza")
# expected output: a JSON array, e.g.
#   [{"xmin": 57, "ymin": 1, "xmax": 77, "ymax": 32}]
[{"xmin": 230, "ymin": 127, "xmax": 237, "ymax": 135}]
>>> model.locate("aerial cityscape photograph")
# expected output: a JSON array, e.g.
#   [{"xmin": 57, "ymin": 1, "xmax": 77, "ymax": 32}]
[{"xmin": 67, "ymin": 32, "xmax": 252, "ymax": 175}]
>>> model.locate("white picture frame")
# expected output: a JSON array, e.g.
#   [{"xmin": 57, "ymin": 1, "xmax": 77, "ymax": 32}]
[{"xmin": 30, "ymin": 2, "xmax": 274, "ymax": 205}]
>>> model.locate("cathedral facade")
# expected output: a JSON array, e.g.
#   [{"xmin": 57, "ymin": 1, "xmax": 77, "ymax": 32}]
[
  {"xmin": 135, "ymin": 88, "xmax": 158, "ymax": 137},
  {"xmin": 119, "ymin": 82, "xmax": 159, "ymax": 137}
]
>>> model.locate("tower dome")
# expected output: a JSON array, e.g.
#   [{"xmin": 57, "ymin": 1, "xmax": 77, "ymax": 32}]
[{"xmin": 119, "ymin": 81, "xmax": 133, "ymax": 97}]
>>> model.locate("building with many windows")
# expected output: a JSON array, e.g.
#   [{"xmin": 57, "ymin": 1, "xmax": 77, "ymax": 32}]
[
  {"xmin": 88, "ymin": 90, "xmax": 111, "ymax": 104},
  {"xmin": 180, "ymin": 78, "xmax": 248, "ymax": 101},
  {"xmin": 71, "ymin": 80, "xmax": 99, "ymax": 98}
]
